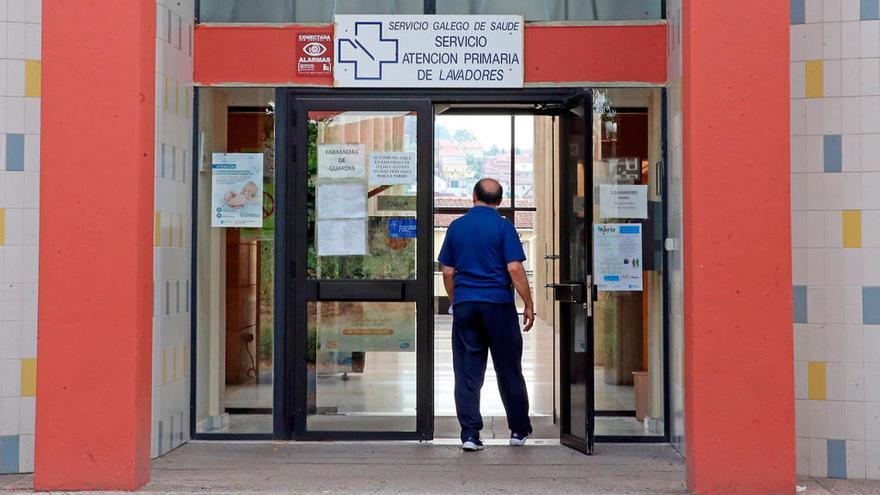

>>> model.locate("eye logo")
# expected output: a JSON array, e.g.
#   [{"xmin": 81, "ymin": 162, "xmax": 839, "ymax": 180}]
[{"xmin": 303, "ymin": 42, "xmax": 327, "ymax": 57}]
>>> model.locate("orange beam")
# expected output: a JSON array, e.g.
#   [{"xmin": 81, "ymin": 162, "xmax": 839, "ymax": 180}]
[
  {"xmin": 682, "ymin": 1, "xmax": 794, "ymax": 493},
  {"xmin": 36, "ymin": 0, "xmax": 155, "ymax": 490},
  {"xmin": 194, "ymin": 23, "xmax": 666, "ymax": 86}
]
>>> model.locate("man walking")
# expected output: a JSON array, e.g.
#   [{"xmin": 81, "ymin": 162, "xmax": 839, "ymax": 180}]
[{"xmin": 438, "ymin": 178, "xmax": 535, "ymax": 451}]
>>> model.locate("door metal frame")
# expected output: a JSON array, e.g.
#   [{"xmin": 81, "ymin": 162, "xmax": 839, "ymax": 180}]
[
  {"xmin": 555, "ymin": 90, "xmax": 595, "ymax": 454},
  {"xmin": 188, "ymin": 87, "xmax": 670, "ymax": 446},
  {"xmin": 287, "ymin": 95, "xmax": 434, "ymax": 441}
]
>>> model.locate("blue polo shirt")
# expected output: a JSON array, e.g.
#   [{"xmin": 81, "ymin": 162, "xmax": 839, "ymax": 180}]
[{"xmin": 438, "ymin": 206, "xmax": 526, "ymax": 305}]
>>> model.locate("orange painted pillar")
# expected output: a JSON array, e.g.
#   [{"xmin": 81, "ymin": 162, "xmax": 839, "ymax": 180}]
[
  {"xmin": 682, "ymin": 1, "xmax": 794, "ymax": 494},
  {"xmin": 35, "ymin": 0, "xmax": 155, "ymax": 490}
]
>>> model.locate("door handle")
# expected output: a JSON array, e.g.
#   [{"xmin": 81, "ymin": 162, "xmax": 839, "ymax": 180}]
[{"xmin": 552, "ymin": 283, "xmax": 586, "ymax": 303}]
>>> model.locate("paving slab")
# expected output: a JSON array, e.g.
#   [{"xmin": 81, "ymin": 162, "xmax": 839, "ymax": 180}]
[{"xmin": 1, "ymin": 441, "xmax": 878, "ymax": 494}]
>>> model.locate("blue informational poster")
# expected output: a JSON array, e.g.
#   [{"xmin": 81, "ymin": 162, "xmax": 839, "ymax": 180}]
[
  {"xmin": 593, "ymin": 223, "xmax": 643, "ymax": 291},
  {"xmin": 388, "ymin": 217, "xmax": 418, "ymax": 238}
]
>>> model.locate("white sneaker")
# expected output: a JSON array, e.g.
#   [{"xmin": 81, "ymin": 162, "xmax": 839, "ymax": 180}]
[
  {"xmin": 510, "ymin": 432, "xmax": 529, "ymax": 446},
  {"xmin": 462, "ymin": 438, "xmax": 484, "ymax": 451}
]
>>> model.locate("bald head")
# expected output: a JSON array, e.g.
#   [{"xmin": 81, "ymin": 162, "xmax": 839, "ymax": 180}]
[{"xmin": 473, "ymin": 178, "xmax": 503, "ymax": 206}]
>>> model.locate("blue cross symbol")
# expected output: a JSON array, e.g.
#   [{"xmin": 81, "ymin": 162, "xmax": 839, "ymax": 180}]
[{"xmin": 337, "ymin": 22, "xmax": 399, "ymax": 80}]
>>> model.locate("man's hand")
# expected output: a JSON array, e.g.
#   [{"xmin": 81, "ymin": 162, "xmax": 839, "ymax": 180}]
[{"xmin": 522, "ymin": 304, "xmax": 535, "ymax": 332}]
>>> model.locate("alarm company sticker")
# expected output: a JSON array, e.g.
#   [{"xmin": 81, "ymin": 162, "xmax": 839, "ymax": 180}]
[{"xmin": 297, "ymin": 32, "xmax": 332, "ymax": 76}]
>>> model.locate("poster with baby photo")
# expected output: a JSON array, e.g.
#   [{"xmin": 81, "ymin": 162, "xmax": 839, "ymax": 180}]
[{"xmin": 211, "ymin": 153, "xmax": 264, "ymax": 228}]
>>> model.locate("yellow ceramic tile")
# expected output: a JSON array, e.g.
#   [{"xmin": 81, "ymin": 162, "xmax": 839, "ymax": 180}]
[
  {"xmin": 173, "ymin": 347, "xmax": 178, "ymax": 381},
  {"xmin": 168, "ymin": 213, "xmax": 174, "ymax": 247},
  {"xmin": 0, "ymin": 208, "xmax": 5, "ymax": 246},
  {"xmin": 808, "ymin": 361, "xmax": 826, "ymax": 400},
  {"xmin": 806, "ymin": 60, "xmax": 824, "ymax": 98},
  {"xmin": 174, "ymin": 81, "xmax": 180, "ymax": 115},
  {"xmin": 20, "ymin": 358, "xmax": 37, "ymax": 397},
  {"xmin": 155, "ymin": 211, "xmax": 162, "ymax": 246},
  {"xmin": 843, "ymin": 210, "xmax": 862, "ymax": 248},
  {"xmin": 178, "ymin": 214, "xmax": 184, "ymax": 248},
  {"xmin": 162, "ymin": 349, "xmax": 167, "ymax": 385},
  {"xmin": 25, "ymin": 60, "xmax": 41, "ymax": 97}
]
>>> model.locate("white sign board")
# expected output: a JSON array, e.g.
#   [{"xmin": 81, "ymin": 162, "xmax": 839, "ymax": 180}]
[
  {"xmin": 211, "ymin": 153, "xmax": 263, "ymax": 228},
  {"xmin": 318, "ymin": 144, "xmax": 365, "ymax": 179},
  {"xmin": 594, "ymin": 223, "xmax": 643, "ymax": 292},
  {"xmin": 369, "ymin": 151, "xmax": 417, "ymax": 185},
  {"xmin": 316, "ymin": 183, "xmax": 367, "ymax": 219},
  {"xmin": 599, "ymin": 185, "xmax": 648, "ymax": 219},
  {"xmin": 334, "ymin": 15, "xmax": 524, "ymax": 88},
  {"xmin": 317, "ymin": 218, "xmax": 367, "ymax": 256}
]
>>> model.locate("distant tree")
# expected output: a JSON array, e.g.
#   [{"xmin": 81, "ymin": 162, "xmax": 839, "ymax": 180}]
[{"xmin": 454, "ymin": 129, "xmax": 477, "ymax": 143}]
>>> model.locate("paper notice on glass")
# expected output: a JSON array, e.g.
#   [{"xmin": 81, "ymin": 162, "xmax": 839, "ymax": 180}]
[
  {"xmin": 317, "ymin": 218, "xmax": 367, "ymax": 256},
  {"xmin": 317, "ymin": 302, "xmax": 416, "ymax": 352},
  {"xmin": 593, "ymin": 223, "xmax": 643, "ymax": 292},
  {"xmin": 369, "ymin": 151, "xmax": 417, "ymax": 185},
  {"xmin": 316, "ymin": 183, "xmax": 367, "ymax": 219},
  {"xmin": 211, "ymin": 153, "xmax": 264, "ymax": 228},
  {"xmin": 317, "ymin": 144, "xmax": 365, "ymax": 179},
  {"xmin": 599, "ymin": 184, "xmax": 648, "ymax": 219}
]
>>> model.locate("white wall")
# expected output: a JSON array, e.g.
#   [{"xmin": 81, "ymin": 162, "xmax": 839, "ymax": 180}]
[
  {"xmin": 0, "ymin": 0, "xmax": 41, "ymax": 475},
  {"xmin": 791, "ymin": 0, "xmax": 880, "ymax": 479},
  {"xmin": 151, "ymin": 0, "xmax": 194, "ymax": 458}
]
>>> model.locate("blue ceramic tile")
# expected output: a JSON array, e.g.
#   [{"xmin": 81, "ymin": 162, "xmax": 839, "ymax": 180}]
[
  {"xmin": 792, "ymin": 0, "xmax": 806, "ymax": 24},
  {"xmin": 863, "ymin": 0, "xmax": 880, "ymax": 19},
  {"xmin": 0, "ymin": 435, "xmax": 20, "ymax": 473},
  {"xmin": 824, "ymin": 135, "xmax": 842, "ymax": 173},
  {"xmin": 5, "ymin": 134, "xmax": 24, "ymax": 172},
  {"xmin": 864, "ymin": 287, "xmax": 880, "ymax": 324},
  {"xmin": 827, "ymin": 439, "xmax": 847, "ymax": 478},
  {"xmin": 794, "ymin": 286, "xmax": 808, "ymax": 324}
]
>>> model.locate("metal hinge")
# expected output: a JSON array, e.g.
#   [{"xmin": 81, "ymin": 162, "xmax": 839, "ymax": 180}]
[{"xmin": 584, "ymin": 275, "xmax": 593, "ymax": 317}]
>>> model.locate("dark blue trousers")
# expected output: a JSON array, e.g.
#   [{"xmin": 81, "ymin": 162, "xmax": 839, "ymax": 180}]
[{"xmin": 452, "ymin": 301, "xmax": 532, "ymax": 441}]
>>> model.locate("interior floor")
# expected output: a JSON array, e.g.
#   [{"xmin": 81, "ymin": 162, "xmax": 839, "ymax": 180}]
[{"xmin": 215, "ymin": 314, "xmax": 652, "ymax": 437}]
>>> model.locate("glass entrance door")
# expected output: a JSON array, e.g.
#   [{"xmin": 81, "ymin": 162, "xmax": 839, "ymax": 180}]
[
  {"xmin": 290, "ymin": 97, "xmax": 433, "ymax": 440},
  {"xmin": 552, "ymin": 91, "xmax": 595, "ymax": 454}
]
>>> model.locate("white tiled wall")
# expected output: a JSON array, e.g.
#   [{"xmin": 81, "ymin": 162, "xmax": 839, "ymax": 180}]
[
  {"xmin": 0, "ymin": 0, "xmax": 40, "ymax": 475},
  {"xmin": 792, "ymin": 0, "xmax": 880, "ymax": 479},
  {"xmin": 151, "ymin": 0, "xmax": 194, "ymax": 458}
]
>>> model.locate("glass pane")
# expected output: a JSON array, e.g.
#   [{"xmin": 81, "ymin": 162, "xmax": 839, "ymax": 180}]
[
  {"xmin": 196, "ymin": 89, "xmax": 276, "ymax": 434},
  {"xmin": 562, "ymin": 108, "xmax": 588, "ymax": 439},
  {"xmin": 514, "ymin": 115, "xmax": 535, "ymax": 207},
  {"xmin": 307, "ymin": 301, "xmax": 417, "ymax": 431},
  {"xmin": 307, "ymin": 111, "xmax": 418, "ymax": 280},
  {"xmin": 436, "ymin": 0, "xmax": 662, "ymax": 21},
  {"xmin": 200, "ymin": 0, "xmax": 423, "ymax": 23},
  {"xmin": 435, "ymin": 115, "xmax": 511, "ymax": 208},
  {"xmin": 592, "ymin": 89, "xmax": 664, "ymax": 436}
]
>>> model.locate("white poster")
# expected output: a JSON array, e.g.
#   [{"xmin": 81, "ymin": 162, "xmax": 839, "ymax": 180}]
[
  {"xmin": 369, "ymin": 151, "xmax": 417, "ymax": 185},
  {"xmin": 599, "ymin": 184, "xmax": 648, "ymax": 219},
  {"xmin": 334, "ymin": 15, "xmax": 524, "ymax": 88},
  {"xmin": 316, "ymin": 183, "xmax": 367, "ymax": 219},
  {"xmin": 594, "ymin": 223, "xmax": 643, "ymax": 292},
  {"xmin": 317, "ymin": 218, "xmax": 367, "ymax": 256},
  {"xmin": 318, "ymin": 144, "xmax": 365, "ymax": 179},
  {"xmin": 211, "ymin": 153, "xmax": 264, "ymax": 228}
]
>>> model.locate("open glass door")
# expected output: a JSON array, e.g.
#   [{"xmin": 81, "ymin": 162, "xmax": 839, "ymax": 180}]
[
  {"xmin": 289, "ymin": 96, "xmax": 433, "ymax": 440},
  {"xmin": 554, "ymin": 91, "xmax": 595, "ymax": 454}
]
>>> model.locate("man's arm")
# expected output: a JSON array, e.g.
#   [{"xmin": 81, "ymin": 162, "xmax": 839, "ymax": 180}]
[
  {"xmin": 441, "ymin": 264, "xmax": 455, "ymax": 306},
  {"xmin": 507, "ymin": 261, "xmax": 535, "ymax": 332}
]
